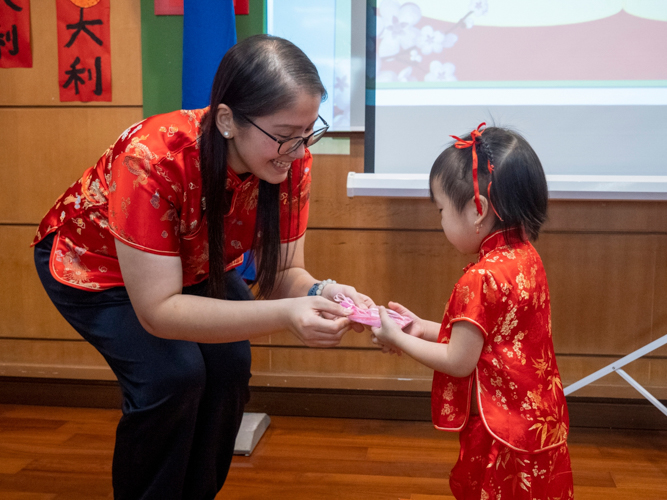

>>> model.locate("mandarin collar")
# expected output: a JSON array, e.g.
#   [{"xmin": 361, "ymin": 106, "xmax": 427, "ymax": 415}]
[
  {"xmin": 225, "ymin": 167, "xmax": 257, "ymax": 192},
  {"xmin": 478, "ymin": 230, "xmax": 509, "ymax": 260}
]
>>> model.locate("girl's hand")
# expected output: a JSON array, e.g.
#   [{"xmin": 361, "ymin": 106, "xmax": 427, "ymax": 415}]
[
  {"xmin": 320, "ymin": 282, "xmax": 375, "ymax": 333},
  {"xmin": 285, "ymin": 296, "xmax": 353, "ymax": 347},
  {"xmin": 387, "ymin": 301, "xmax": 426, "ymax": 339},
  {"xmin": 370, "ymin": 306, "xmax": 404, "ymax": 347},
  {"xmin": 370, "ymin": 333, "xmax": 403, "ymax": 356}
]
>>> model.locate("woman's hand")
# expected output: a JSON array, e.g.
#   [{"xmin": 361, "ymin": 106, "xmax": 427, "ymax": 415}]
[
  {"xmin": 320, "ymin": 282, "xmax": 374, "ymax": 308},
  {"xmin": 320, "ymin": 282, "xmax": 374, "ymax": 333},
  {"xmin": 285, "ymin": 296, "xmax": 354, "ymax": 347}
]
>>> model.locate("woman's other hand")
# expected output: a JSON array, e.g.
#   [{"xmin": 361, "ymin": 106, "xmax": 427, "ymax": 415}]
[
  {"xmin": 285, "ymin": 296, "xmax": 354, "ymax": 347},
  {"xmin": 320, "ymin": 282, "xmax": 374, "ymax": 309},
  {"xmin": 320, "ymin": 282, "xmax": 374, "ymax": 333}
]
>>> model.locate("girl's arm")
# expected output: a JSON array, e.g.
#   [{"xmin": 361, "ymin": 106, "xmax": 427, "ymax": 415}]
[
  {"xmin": 115, "ymin": 238, "xmax": 352, "ymax": 346},
  {"xmin": 372, "ymin": 307, "xmax": 484, "ymax": 377}
]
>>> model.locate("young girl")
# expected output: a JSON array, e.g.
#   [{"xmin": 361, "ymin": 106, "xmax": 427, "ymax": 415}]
[{"xmin": 371, "ymin": 124, "xmax": 573, "ymax": 499}]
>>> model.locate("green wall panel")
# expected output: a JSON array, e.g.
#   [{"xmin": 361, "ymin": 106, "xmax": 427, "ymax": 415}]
[
  {"xmin": 140, "ymin": 0, "xmax": 265, "ymax": 118},
  {"xmin": 140, "ymin": 0, "xmax": 183, "ymax": 118}
]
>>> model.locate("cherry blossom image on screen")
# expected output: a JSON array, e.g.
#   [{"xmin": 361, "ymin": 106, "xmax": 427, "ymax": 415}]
[{"xmin": 371, "ymin": 0, "xmax": 667, "ymax": 87}]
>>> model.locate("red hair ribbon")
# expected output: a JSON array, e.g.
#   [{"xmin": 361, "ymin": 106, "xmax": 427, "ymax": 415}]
[{"xmin": 450, "ymin": 122, "xmax": 503, "ymax": 221}]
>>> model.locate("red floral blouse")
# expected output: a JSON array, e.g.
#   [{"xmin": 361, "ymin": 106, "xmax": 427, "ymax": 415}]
[
  {"xmin": 32, "ymin": 108, "xmax": 311, "ymax": 291},
  {"xmin": 431, "ymin": 231, "xmax": 569, "ymax": 453}
]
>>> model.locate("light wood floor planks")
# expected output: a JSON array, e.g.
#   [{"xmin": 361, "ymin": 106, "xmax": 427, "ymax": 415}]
[{"xmin": 0, "ymin": 404, "xmax": 666, "ymax": 499}]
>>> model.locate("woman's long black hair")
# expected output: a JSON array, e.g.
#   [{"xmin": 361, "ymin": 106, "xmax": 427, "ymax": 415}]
[
  {"xmin": 199, "ymin": 35, "xmax": 326, "ymax": 299},
  {"xmin": 429, "ymin": 126, "xmax": 548, "ymax": 244}
]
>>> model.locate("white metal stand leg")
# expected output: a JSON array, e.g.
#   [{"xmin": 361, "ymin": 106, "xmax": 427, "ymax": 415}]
[{"xmin": 563, "ymin": 334, "xmax": 667, "ymax": 417}]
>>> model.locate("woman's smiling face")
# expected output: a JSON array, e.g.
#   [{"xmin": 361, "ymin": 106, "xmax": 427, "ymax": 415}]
[{"xmin": 219, "ymin": 91, "xmax": 322, "ymax": 184}]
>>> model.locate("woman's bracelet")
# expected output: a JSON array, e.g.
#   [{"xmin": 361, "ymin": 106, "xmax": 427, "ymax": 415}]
[{"xmin": 307, "ymin": 279, "xmax": 336, "ymax": 296}]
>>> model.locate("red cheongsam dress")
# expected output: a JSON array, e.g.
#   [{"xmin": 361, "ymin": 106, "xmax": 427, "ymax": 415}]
[
  {"xmin": 432, "ymin": 231, "xmax": 573, "ymax": 500},
  {"xmin": 32, "ymin": 107, "xmax": 311, "ymax": 290}
]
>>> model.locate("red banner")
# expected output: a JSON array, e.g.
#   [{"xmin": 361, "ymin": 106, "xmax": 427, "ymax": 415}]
[
  {"xmin": 154, "ymin": 0, "xmax": 182, "ymax": 15},
  {"xmin": 234, "ymin": 0, "xmax": 249, "ymax": 16},
  {"xmin": 0, "ymin": 0, "xmax": 32, "ymax": 68},
  {"xmin": 56, "ymin": 0, "xmax": 111, "ymax": 102},
  {"xmin": 154, "ymin": 0, "xmax": 249, "ymax": 16}
]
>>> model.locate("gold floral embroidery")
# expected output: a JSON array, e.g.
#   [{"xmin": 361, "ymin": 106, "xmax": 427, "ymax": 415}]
[
  {"xmin": 458, "ymin": 285, "xmax": 472, "ymax": 305},
  {"xmin": 55, "ymin": 238, "xmax": 97, "ymax": 288},
  {"xmin": 498, "ymin": 306, "xmax": 518, "ymax": 339},
  {"xmin": 528, "ymin": 404, "xmax": 568, "ymax": 448},
  {"xmin": 160, "ymin": 207, "xmax": 178, "ymax": 222},
  {"xmin": 123, "ymin": 155, "xmax": 150, "ymax": 188},
  {"xmin": 121, "ymin": 197, "xmax": 131, "ymax": 218},
  {"xmin": 243, "ymin": 186, "xmax": 259, "ymax": 213},
  {"xmin": 185, "ymin": 242, "xmax": 209, "ymax": 276},
  {"xmin": 442, "ymin": 382, "xmax": 456, "ymax": 401}
]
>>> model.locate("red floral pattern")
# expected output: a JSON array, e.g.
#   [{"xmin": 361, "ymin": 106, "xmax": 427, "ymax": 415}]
[
  {"xmin": 432, "ymin": 231, "xmax": 569, "ymax": 454},
  {"xmin": 33, "ymin": 108, "xmax": 311, "ymax": 290},
  {"xmin": 450, "ymin": 416, "xmax": 573, "ymax": 500}
]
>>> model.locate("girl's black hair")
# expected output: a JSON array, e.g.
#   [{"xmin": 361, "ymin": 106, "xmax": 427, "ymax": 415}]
[
  {"xmin": 200, "ymin": 34, "xmax": 326, "ymax": 299},
  {"xmin": 429, "ymin": 126, "xmax": 548, "ymax": 244}
]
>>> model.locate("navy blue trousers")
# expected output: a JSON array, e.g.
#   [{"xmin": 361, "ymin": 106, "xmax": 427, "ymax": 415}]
[{"xmin": 34, "ymin": 234, "xmax": 252, "ymax": 500}]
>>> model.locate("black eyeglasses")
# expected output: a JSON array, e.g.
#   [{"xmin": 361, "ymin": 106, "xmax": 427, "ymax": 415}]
[{"xmin": 239, "ymin": 114, "xmax": 329, "ymax": 155}]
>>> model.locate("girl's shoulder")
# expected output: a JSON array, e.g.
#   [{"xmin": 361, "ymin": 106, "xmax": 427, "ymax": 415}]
[
  {"xmin": 481, "ymin": 238, "xmax": 541, "ymax": 268},
  {"xmin": 459, "ymin": 240, "xmax": 544, "ymax": 287}
]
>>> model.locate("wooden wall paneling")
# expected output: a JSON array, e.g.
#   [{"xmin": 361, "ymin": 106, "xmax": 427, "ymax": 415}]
[
  {"xmin": 108, "ymin": 0, "xmax": 144, "ymax": 105},
  {"xmin": 0, "ymin": 107, "xmax": 143, "ymax": 224},
  {"xmin": 557, "ymin": 356, "xmax": 667, "ymax": 400},
  {"xmin": 536, "ymin": 233, "xmax": 658, "ymax": 355},
  {"xmin": 308, "ymin": 137, "xmax": 442, "ymax": 231},
  {"xmin": 253, "ymin": 227, "xmax": 469, "ymax": 348},
  {"xmin": 251, "ymin": 227, "xmax": 667, "ymax": 397},
  {"xmin": 249, "ymin": 346, "xmax": 432, "ymax": 392},
  {"xmin": 0, "ymin": 0, "xmax": 142, "ymax": 106},
  {"xmin": 0, "ymin": 226, "xmax": 80, "ymax": 341},
  {"xmin": 651, "ymin": 234, "xmax": 667, "ymax": 356},
  {"xmin": 309, "ymin": 140, "xmax": 667, "ymax": 234},
  {"xmin": 247, "ymin": 353, "xmax": 667, "ymax": 397},
  {"xmin": 251, "ymin": 329, "xmax": 376, "ymax": 349},
  {"xmin": 304, "ymin": 229, "xmax": 471, "ymax": 323},
  {"xmin": 545, "ymin": 200, "xmax": 667, "ymax": 234},
  {"xmin": 266, "ymin": 346, "xmax": 430, "ymax": 379},
  {"xmin": 0, "ymin": 339, "xmax": 112, "ymax": 380},
  {"xmin": 648, "ymin": 358, "xmax": 667, "ymax": 397}
]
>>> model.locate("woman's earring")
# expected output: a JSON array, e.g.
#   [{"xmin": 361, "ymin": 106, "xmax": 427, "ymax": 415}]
[
  {"xmin": 475, "ymin": 222, "xmax": 481, "ymax": 234},
  {"xmin": 223, "ymin": 131, "xmax": 230, "ymax": 138}
]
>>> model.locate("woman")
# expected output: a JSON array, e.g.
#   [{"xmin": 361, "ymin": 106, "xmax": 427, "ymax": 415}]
[{"xmin": 33, "ymin": 35, "xmax": 370, "ymax": 499}]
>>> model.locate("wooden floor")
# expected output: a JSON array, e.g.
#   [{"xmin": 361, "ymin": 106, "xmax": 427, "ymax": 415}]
[{"xmin": 1, "ymin": 405, "xmax": 666, "ymax": 499}]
